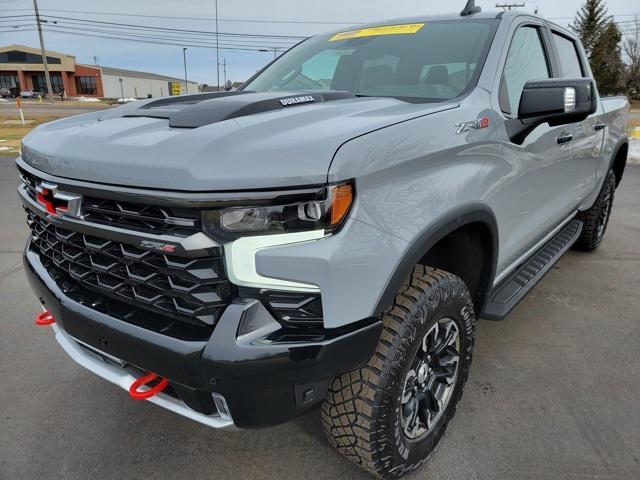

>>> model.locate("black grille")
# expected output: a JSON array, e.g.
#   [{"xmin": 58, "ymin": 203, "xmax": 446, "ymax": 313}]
[
  {"xmin": 82, "ymin": 198, "xmax": 201, "ymax": 236},
  {"xmin": 26, "ymin": 209, "xmax": 232, "ymax": 339},
  {"xmin": 18, "ymin": 167, "xmax": 202, "ymax": 237}
]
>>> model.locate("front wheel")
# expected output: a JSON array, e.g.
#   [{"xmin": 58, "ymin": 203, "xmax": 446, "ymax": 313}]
[{"xmin": 321, "ymin": 266, "xmax": 476, "ymax": 479}]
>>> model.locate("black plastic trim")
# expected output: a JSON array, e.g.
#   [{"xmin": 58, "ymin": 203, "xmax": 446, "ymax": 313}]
[
  {"xmin": 606, "ymin": 137, "xmax": 629, "ymax": 189},
  {"xmin": 482, "ymin": 219, "xmax": 582, "ymax": 320},
  {"xmin": 373, "ymin": 204, "xmax": 499, "ymax": 316},
  {"xmin": 201, "ymin": 299, "xmax": 381, "ymax": 428}
]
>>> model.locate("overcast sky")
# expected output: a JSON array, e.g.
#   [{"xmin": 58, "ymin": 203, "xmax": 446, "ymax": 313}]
[{"xmin": 1, "ymin": 0, "xmax": 638, "ymax": 85}]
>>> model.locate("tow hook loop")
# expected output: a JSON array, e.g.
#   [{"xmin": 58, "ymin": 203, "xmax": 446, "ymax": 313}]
[
  {"xmin": 129, "ymin": 373, "xmax": 169, "ymax": 400},
  {"xmin": 35, "ymin": 310, "xmax": 55, "ymax": 326}
]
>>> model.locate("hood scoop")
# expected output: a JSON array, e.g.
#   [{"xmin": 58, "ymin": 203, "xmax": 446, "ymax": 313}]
[{"xmin": 126, "ymin": 91, "xmax": 356, "ymax": 128}]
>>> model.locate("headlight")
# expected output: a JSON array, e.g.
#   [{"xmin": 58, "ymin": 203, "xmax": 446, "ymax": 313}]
[{"xmin": 203, "ymin": 182, "xmax": 354, "ymax": 237}]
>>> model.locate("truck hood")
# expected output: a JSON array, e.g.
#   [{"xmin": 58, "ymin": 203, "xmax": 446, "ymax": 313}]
[{"xmin": 21, "ymin": 91, "xmax": 457, "ymax": 191}]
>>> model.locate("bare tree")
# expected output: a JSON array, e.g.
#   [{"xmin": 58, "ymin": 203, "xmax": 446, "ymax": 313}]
[{"xmin": 622, "ymin": 17, "xmax": 640, "ymax": 98}]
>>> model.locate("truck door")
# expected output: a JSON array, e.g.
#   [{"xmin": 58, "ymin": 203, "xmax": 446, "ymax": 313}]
[
  {"xmin": 548, "ymin": 30, "xmax": 605, "ymax": 206},
  {"xmin": 493, "ymin": 23, "xmax": 581, "ymax": 273}
]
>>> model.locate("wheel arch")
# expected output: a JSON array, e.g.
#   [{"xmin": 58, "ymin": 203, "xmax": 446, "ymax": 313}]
[
  {"xmin": 610, "ymin": 140, "xmax": 628, "ymax": 189},
  {"xmin": 373, "ymin": 204, "xmax": 499, "ymax": 317}
]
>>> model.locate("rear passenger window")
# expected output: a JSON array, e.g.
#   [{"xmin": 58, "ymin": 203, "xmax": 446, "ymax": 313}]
[
  {"xmin": 500, "ymin": 26, "xmax": 550, "ymax": 115},
  {"xmin": 552, "ymin": 33, "xmax": 584, "ymax": 78}
]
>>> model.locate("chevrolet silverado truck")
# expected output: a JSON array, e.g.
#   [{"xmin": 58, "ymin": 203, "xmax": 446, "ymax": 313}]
[{"xmin": 17, "ymin": 2, "xmax": 629, "ymax": 478}]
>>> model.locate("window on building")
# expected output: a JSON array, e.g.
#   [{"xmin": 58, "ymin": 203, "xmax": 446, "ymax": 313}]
[
  {"xmin": 75, "ymin": 76, "xmax": 97, "ymax": 95},
  {"xmin": 0, "ymin": 73, "xmax": 19, "ymax": 89},
  {"xmin": 0, "ymin": 50, "xmax": 61, "ymax": 65},
  {"xmin": 552, "ymin": 33, "xmax": 584, "ymax": 78},
  {"xmin": 32, "ymin": 73, "xmax": 63, "ymax": 93}
]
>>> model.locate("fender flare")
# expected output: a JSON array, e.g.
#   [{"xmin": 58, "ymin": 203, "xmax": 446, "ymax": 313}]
[
  {"xmin": 607, "ymin": 135, "xmax": 629, "ymax": 188},
  {"xmin": 372, "ymin": 203, "xmax": 499, "ymax": 316}
]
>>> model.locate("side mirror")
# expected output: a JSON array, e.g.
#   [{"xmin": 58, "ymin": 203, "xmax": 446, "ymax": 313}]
[{"xmin": 506, "ymin": 78, "xmax": 597, "ymax": 144}]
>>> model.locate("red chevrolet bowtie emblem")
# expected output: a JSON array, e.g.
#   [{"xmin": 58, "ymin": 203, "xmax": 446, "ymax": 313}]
[
  {"xmin": 35, "ymin": 182, "xmax": 82, "ymax": 217},
  {"xmin": 37, "ymin": 187, "xmax": 68, "ymax": 215}
]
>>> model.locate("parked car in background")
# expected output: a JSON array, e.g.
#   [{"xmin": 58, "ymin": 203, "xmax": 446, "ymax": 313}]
[{"xmin": 19, "ymin": 90, "xmax": 46, "ymax": 99}]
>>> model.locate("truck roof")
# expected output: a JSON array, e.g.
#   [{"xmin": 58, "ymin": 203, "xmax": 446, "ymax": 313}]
[{"xmin": 323, "ymin": 10, "xmax": 573, "ymax": 38}]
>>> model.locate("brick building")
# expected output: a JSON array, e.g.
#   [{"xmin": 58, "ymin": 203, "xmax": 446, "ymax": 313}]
[{"xmin": 0, "ymin": 44, "xmax": 103, "ymax": 97}]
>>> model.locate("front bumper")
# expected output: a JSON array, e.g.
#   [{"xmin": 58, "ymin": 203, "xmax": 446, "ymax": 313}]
[{"xmin": 25, "ymin": 247, "xmax": 382, "ymax": 429}]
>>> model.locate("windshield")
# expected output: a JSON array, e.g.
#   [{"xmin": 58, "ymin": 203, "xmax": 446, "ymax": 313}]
[{"xmin": 244, "ymin": 20, "xmax": 498, "ymax": 102}]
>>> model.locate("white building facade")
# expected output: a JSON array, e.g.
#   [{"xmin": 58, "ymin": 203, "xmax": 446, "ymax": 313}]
[{"xmin": 100, "ymin": 66, "xmax": 199, "ymax": 99}]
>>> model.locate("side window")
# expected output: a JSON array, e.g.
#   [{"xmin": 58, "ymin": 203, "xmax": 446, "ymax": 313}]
[
  {"xmin": 552, "ymin": 33, "xmax": 584, "ymax": 78},
  {"xmin": 500, "ymin": 26, "xmax": 550, "ymax": 115}
]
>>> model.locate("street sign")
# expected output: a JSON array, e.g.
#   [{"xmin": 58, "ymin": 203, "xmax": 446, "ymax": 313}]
[{"xmin": 169, "ymin": 82, "xmax": 183, "ymax": 96}]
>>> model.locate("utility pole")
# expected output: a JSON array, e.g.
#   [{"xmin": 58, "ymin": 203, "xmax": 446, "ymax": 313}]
[
  {"xmin": 221, "ymin": 58, "xmax": 227, "ymax": 86},
  {"xmin": 215, "ymin": 0, "xmax": 220, "ymax": 91},
  {"xmin": 33, "ymin": 0, "xmax": 53, "ymax": 103},
  {"xmin": 495, "ymin": 3, "xmax": 525, "ymax": 10},
  {"xmin": 183, "ymin": 47, "xmax": 189, "ymax": 94}
]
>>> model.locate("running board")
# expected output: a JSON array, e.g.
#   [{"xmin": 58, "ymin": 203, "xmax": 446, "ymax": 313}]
[{"xmin": 482, "ymin": 219, "xmax": 583, "ymax": 320}]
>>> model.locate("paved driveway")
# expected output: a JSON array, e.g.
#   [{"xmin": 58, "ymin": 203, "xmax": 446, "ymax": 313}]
[{"xmin": 1, "ymin": 159, "xmax": 638, "ymax": 479}]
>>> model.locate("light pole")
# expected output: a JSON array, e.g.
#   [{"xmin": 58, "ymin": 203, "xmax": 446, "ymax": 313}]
[
  {"xmin": 118, "ymin": 78, "xmax": 124, "ymax": 102},
  {"xmin": 182, "ymin": 47, "xmax": 189, "ymax": 94},
  {"xmin": 33, "ymin": 0, "xmax": 53, "ymax": 103}
]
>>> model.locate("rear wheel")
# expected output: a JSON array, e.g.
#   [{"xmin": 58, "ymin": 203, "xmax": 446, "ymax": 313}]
[
  {"xmin": 575, "ymin": 170, "xmax": 616, "ymax": 251},
  {"xmin": 321, "ymin": 266, "xmax": 475, "ymax": 479}
]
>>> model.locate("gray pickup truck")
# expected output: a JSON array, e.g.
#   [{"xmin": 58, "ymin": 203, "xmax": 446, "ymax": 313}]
[{"xmin": 17, "ymin": 2, "xmax": 629, "ymax": 478}]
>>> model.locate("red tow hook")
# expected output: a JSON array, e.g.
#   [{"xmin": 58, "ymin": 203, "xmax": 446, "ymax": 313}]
[
  {"xmin": 129, "ymin": 372, "xmax": 169, "ymax": 401},
  {"xmin": 35, "ymin": 310, "xmax": 56, "ymax": 326}
]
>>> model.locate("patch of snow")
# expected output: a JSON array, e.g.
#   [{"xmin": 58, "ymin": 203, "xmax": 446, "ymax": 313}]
[
  {"xmin": 0, "ymin": 98, "xmax": 9, "ymax": 102},
  {"xmin": 75, "ymin": 97, "xmax": 102, "ymax": 102},
  {"xmin": 0, "ymin": 146, "xmax": 14, "ymax": 151},
  {"xmin": 628, "ymin": 138, "xmax": 640, "ymax": 166},
  {"xmin": 115, "ymin": 97, "xmax": 138, "ymax": 103}
]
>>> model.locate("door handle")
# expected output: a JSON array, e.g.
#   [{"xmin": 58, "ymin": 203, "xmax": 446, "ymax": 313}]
[
  {"xmin": 557, "ymin": 133, "xmax": 573, "ymax": 145},
  {"xmin": 594, "ymin": 123, "xmax": 606, "ymax": 131}
]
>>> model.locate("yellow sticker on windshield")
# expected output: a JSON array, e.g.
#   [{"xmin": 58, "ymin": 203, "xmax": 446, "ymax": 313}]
[{"xmin": 329, "ymin": 23, "xmax": 425, "ymax": 42}]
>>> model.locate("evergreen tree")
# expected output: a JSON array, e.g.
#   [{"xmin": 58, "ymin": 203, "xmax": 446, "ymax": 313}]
[
  {"xmin": 591, "ymin": 21, "xmax": 623, "ymax": 95},
  {"xmin": 571, "ymin": 0, "xmax": 623, "ymax": 95},
  {"xmin": 571, "ymin": 0, "xmax": 609, "ymax": 56}
]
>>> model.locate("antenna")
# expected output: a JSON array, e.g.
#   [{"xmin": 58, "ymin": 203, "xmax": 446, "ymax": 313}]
[{"xmin": 461, "ymin": 0, "xmax": 482, "ymax": 16}]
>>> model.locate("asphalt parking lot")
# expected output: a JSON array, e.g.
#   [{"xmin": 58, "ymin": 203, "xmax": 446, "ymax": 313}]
[{"xmin": 1, "ymin": 158, "xmax": 638, "ymax": 480}]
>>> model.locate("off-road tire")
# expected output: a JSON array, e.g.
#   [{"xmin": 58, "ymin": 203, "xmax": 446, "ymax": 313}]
[
  {"xmin": 575, "ymin": 170, "xmax": 616, "ymax": 251},
  {"xmin": 321, "ymin": 266, "xmax": 476, "ymax": 479}
]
